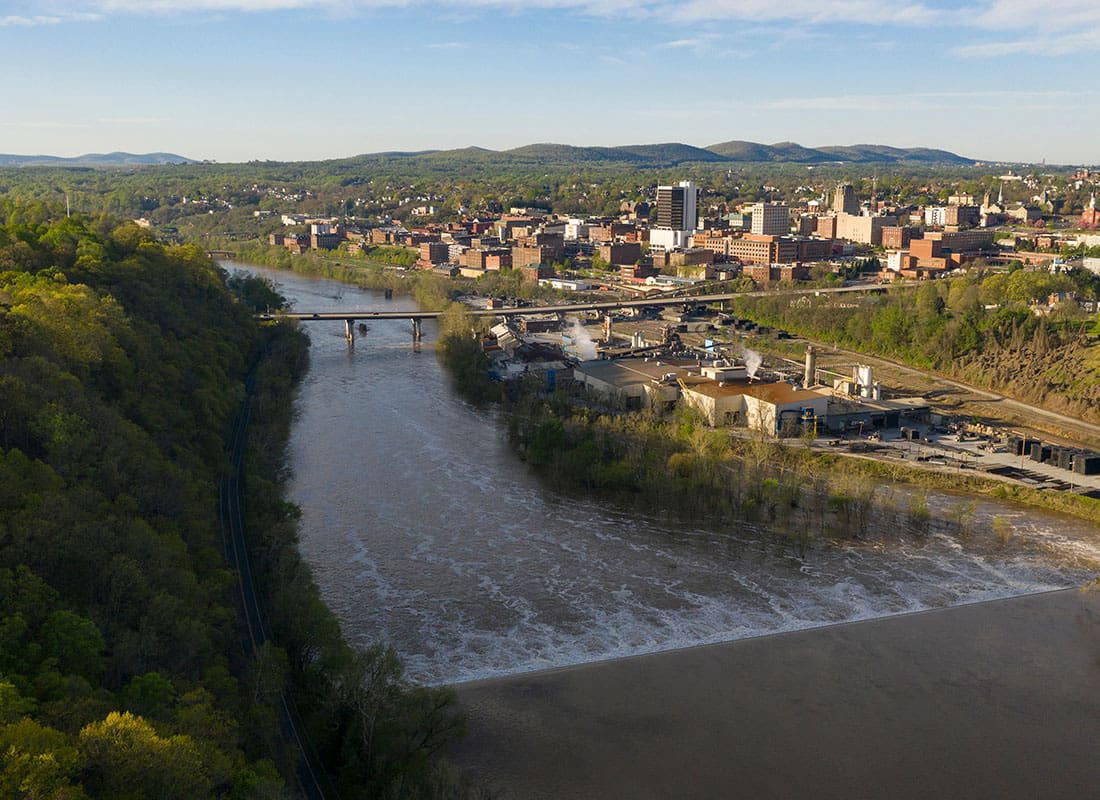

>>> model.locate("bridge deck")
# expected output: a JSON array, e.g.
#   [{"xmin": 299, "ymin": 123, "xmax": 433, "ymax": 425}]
[{"xmin": 256, "ymin": 285, "xmax": 889, "ymax": 322}]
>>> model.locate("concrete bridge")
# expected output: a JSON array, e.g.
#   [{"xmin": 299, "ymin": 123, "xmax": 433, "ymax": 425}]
[{"xmin": 256, "ymin": 284, "xmax": 895, "ymax": 343}]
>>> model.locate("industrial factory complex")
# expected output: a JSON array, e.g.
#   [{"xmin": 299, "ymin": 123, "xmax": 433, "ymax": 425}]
[
  {"xmin": 485, "ymin": 303, "xmax": 921, "ymax": 438},
  {"xmin": 481, "ymin": 302, "xmax": 1100, "ymax": 496}
]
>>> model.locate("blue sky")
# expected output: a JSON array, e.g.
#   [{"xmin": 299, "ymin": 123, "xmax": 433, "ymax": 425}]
[{"xmin": 2, "ymin": 0, "xmax": 1097, "ymax": 164}]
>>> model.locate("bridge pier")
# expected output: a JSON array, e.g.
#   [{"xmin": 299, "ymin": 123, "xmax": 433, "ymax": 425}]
[
  {"xmin": 412, "ymin": 317, "xmax": 422, "ymax": 342},
  {"xmin": 345, "ymin": 319, "xmax": 355, "ymax": 344}
]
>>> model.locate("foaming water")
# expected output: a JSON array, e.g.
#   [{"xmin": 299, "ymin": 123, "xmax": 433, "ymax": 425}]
[{"xmin": 234, "ymin": 264, "xmax": 1100, "ymax": 685}]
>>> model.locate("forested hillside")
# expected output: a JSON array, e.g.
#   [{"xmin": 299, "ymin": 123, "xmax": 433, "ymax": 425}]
[
  {"xmin": 0, "ymin": 204, "xmax": 281, "ymax": 796},
  {"xmin": 735, "ymin": 267, "xmax": 1100, "ymax": 422},
  {"xmin": 0, "ymin": 206, "xmax": 469, "ymax": 798}
]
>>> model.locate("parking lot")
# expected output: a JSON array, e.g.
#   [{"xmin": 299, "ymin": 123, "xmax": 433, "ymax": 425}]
[{"xmin": 819, "ymin": 426, "xmax": 1100, "ymax": 497}]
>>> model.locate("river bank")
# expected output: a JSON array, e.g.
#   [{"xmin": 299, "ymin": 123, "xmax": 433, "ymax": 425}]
[
  {"xmin": 230, "ymin": 261, "xmax": 1099, "ymax": 692},
  {"xmin": 448, "ymin": 587, "xmax": 1100, "ymax": 799},
  {"xmin": 237, "ymin": 255, "xmax": 1100, "ymax": 528}
]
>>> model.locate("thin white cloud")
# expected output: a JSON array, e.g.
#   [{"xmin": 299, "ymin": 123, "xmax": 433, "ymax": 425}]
[
  {"xmin": 942, "ymin": 0, "xmax": 1100, "ymax": 56},
  {"xmin": 24, "ymin": 0, "xmax": 941, "ymax": 20},
  {"xmin": 970, "ymin": 0, "xmax": 1100, "ymax": 31},
  {"xmin": 765, "ymin": 95, "xmax": 889, "ymax": 111},
  {"xmin": 97, "ymin": 117, "xmax": 170, "ymax": 124},
  {"xmin": 425, "ymin": 41, "xmax": 467, "ymax": 49},
  {"xmin": 658, "ymin": 35, "xmax": 724, "ymax": 53},
  {"xmin": 659, "ymin": 0, "xmax": 948, "ymax": 25},
  {"xmin": 955, "ymin": 28, "xmax": 1100, "ymax": 57},
  {"xmin": 764, "ymin": 89, "xmax": 1087, "ymax": 111},
  {"xmin": 21, "ymin": 0, "xmax": 1100, "ymax": 56},
  {"xmin": 1, "ymin": 11, "xmax": 100, "ymax": 25},
  {"xmin": 1, "ymin": 14, "xmax": 61, "ymax": 24},
  {"xmin": 95, "ymin": 0, "xmax": 337, "ymax": 9},
  {"xmin": 0, "ymin": 121, "xmax": 93, "ymax": 128}
]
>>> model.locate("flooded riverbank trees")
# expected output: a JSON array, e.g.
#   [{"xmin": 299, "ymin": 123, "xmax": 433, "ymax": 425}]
[
  {"xmin": 430, "ymin": 298, "xmax": 1099, "ymax": 555},
  {"xmin": 499, "ymin": 386, "xmax": 1100, "ymax": 551}
]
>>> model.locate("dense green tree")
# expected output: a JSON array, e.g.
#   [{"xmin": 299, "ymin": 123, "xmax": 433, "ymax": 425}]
[
  {"xmin": 78, "ymin": 711, "xmax": 212, "ymax": 799},
  {"xmin": 0, "ymin": 206, "xmax": 476, "ymax": 797}
]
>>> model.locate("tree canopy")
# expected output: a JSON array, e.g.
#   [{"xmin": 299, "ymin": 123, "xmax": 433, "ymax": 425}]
[{"xmin": 0, "ymin": 203, "xmax": 471, "ymax": 798}]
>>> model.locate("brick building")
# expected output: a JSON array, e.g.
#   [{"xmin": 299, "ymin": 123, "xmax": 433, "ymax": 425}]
[
  {"xmin": 834, "ymin": 213, "xmax": 897, "ymax": 246},
  {"xmin": 516, "ymin": 232, "xmax": 564, "ymax": 262},
  {"xmin": 727, "ymin": 235, "xmax": 799, "ymax": 265},
  {"xmin": 745, "ymin": 264, "xmax": 810, "ymax": 285},
  {"xmin": 1081, "ymin": 195, "xmax": 1099, "ymax": 228},
  {"xmin": 691, "ymin": 230, "xmax": 732, "ymax": 258},
  {"xmin": 620, "ymin": 263, "xmax": 660, "ymax": 283},
  {"xmin": 512, "ymin": 244, "xmax": 558, "ymax": 269},
  {"xmin": 945, "ymin": 205, "xmax": 980, "ymax": 228},
  {"xmin": 419, "ymin": 241, "xmax": 450, "ymax": 265},
  {"xmin": 587, "ymin": 222, "xmax": 636, "ymax": 243},
  {"xmin": 815, "ymin": 216, "xmax": 838, "ymax": 239},
  {"xmin": 520, "ymin": 264, "xmax": 555, "ymax": 282},
  {"xmin": 881, "ymin": 226, "xmax": 918, "ymax": 249},
  {"xmin": 599, "ymin": 241, "xmax": 643, "ymax": 265},
  {"xmin": 311, "ymin": 232, "xmax": 340, "ymax": 250},
  {"xmin": 927, "ymin": 229, "xmax": 995, "ymax": 253},
  {"xmin": 461, "ymin": 247, "xmax": 513, "ymax": 270}
]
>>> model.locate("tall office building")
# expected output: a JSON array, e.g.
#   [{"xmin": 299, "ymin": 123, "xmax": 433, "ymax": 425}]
[
  {"xmin": 833, "ymin": 183, "xmax": 859, "ymax": 215},
  {"xmin": 651, "ymin": 181, "xmax": 698, "ymax": 250},
  {"xmin": 750, "ymin": 202, "xmax": 790, "ymax": 236}
]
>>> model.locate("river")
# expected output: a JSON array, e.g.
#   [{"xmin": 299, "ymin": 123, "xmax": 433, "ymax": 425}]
[{"xmin": 231, "ymin": 262, "xmax": 1100, "ymax": 686}]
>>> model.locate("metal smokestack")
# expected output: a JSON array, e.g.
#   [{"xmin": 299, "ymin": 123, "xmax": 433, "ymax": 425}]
[{"xmin": 804, "ymin": 344, "xmax": 816, "ymax": 387}]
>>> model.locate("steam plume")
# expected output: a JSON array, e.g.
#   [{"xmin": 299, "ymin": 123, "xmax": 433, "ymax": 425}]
[
  {"xmin": 567, "ymin": 316, "xmax": 598, "ymax": 361},
  {"xmin": 741, "ymin": 345, "xmax": 762, "ymax": 379}
]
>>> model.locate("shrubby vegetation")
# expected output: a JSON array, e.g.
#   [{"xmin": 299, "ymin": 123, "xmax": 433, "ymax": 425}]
[
  {"xmin": 430, "ymin": 292, "xmax": 1100, "ymax": 553},
  {"xmin": 0, "ymin": 204, "xmax": 475, "ymax": 798},
  {"xmin": 495, "ymin": 384, "xmax": 1100, "ymax": 544},
  {"xmin": 435, "ymin": 307, "xmax": 503, "ymax": 406}
]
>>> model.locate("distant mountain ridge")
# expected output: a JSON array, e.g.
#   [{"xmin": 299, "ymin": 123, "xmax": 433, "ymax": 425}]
[
  {"xmin": 0, "ymin": 151, "xmax": 196, "ymax": 167},
  {"xmin": 703, "ymin": 140, "xmax": 974, "ymax": 165},
  {"xmin": 344, "ymin": 140, "xmax": 976, "ymax": 167},
  {"xmin": 0, "ymin": 141, "xmax": 977, "ymax": 168}
]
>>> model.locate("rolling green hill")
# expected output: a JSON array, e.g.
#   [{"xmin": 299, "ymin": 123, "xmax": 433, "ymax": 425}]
[{"xmin": 0, "ymin": 151, "xmax": 196, "ymax": 167}]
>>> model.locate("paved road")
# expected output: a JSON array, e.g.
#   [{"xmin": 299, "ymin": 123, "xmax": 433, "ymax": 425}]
[{"xmin": 257, "ymin": 283, "xmax": 896, "ymax": 322}]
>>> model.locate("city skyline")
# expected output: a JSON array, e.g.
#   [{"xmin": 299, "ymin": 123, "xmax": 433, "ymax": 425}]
[{"xmin": 2, "ymin": 0, "xmax": 1098, "ymax": 164}]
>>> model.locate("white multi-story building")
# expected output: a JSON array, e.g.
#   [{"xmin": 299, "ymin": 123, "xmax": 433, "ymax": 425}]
[
  {"xmin": 924, "ymin": 206, "xmax": 948, "ymax": 227},
  {"xmin": 750, "ymin": 202, "xmax": 790, "ymax": 236},
  {"xmin": 564, "ymin": 218, "xmax": 590, "ymax": 240}
]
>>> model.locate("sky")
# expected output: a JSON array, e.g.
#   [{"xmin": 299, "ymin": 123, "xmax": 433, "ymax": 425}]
[{"xmin": 1, "ymin": 0, "xmax": 1097, "ymax": 164}]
